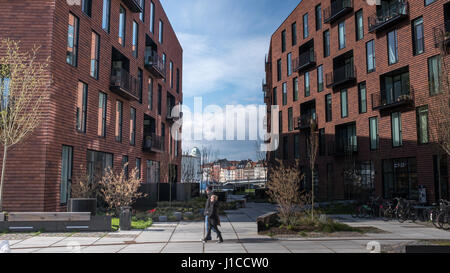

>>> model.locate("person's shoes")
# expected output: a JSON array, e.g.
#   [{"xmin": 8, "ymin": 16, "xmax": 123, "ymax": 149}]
[
  {"xmin": 202, "ymin": 238, "xmax": 210, "ymax": 243},
  {"xmin": 217, "ymin": 233, "xmax": 223, "ymax": 243}
]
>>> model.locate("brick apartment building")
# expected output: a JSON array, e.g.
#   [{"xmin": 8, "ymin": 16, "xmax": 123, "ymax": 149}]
[
  {"xmin": 264, "ymin": 0, "xmax": 450, "ymax": 202},
  {"xmin": 0, "ymin": 0, "xmax": 182, "ymax": 211}
]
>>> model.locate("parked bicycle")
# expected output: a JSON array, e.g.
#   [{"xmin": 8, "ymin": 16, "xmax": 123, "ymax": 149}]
[
  {"xmin": 351, "ymin": 196, "xmax": 382, "ymax": 218},
  {"xmin": 436, "ymin": 200, "xmax": 450, "ymax": 230}
]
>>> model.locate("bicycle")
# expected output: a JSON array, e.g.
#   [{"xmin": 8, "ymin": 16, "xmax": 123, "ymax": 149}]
[{"xmin": 436, "ymin": 200, "xmax": 450, "ymax": 230}]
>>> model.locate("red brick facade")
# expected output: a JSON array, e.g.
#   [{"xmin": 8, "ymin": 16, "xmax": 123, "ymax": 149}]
[
  {"xmin": 0, "ymin": 0, "xmax": 182, "ymax": 211},
  {"xmin": 264, "ymin": 0, "xmax": 450, "ymax": 202}
]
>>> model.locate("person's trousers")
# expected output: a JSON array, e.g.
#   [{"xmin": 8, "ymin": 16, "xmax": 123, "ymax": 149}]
[
  {"xmin": 205, "ymin": 222, "xmax": 221, "ymax": 240},
  {"xmin": 204, "ymin": 215, "xmax": 219, "ymax": 239}
]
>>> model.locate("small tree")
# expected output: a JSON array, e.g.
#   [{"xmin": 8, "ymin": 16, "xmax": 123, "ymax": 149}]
[
  {"xmin": 71, "ymin": 165, "xmax": 98, "ymax": 199},
  {"xmin": 99, "ymin": 165, "xmax": 146, "ymax": 216},
  {"xmin": 0, "ymin": 39, "xmax": 50, "ymax": 211},
  {"xmin": 266, "ymin": 159, "xmax": 303, "ymax": 225},
  {"xmin": 306, "ymin": 122, "xmax": 319, "ymax": 220}
]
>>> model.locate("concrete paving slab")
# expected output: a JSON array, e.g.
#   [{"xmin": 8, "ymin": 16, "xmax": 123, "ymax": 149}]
[
  {"xmin": 82, "ymin": 245, "xmax": 125, "ymax": 253},
  {"xmin": 118, "ymin": 243, "xmax": 165, "ymax": 253},
  {"xmin": 161, "ymin": 242, "xmax": 203, "ymax": 253},
  {"xmin": 12, "ymin": 236, "xmax": 66, "ymax": 248}
]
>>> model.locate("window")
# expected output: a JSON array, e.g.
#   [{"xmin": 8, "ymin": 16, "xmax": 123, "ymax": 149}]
[
  {"xmin": 417, "ymin": 106, "xmax": 429, "ymax": 144},
  {"xmin": 115, "ymin": 100, "xmax": 123, "ymax": 142},
  {"xmin": 336, "ymin": 122, "xmax": 357, "ymax": 153},
  {"xmin": 293, "ymin": 77, "xmax": 298, "ymax": 101},
  {"xmin": 366, "ymin": 40, "xmax": 376, "ymax": 73},
  {"xmin": 341, "ymin": 89, "xmax": 348, "ymax": 118},
  {"xmin": 136, "ymin": 158, "xmax": 142, "ymax": 180},
  {"xmin": 118, "ymin": 6, "xmax": 126, "ymax": 46},
  {"xmin": 315, "ymin": 4, "xmax": 322, "ymax": 31},
  {"xmin": 102, "ymin": 0, "xmax": 111, "ymax": 32},
  {"xmin": 292, "ymin": 23, "xmax": 297, "ymax": 46},
  {"xmin": 87, "ymin": 150, "xmax": 113, "ymax": 182},
  {"xmin": 294, "ymin": 134, "xmax": 300, "ymax": 159},
  {"xmin": 277, "ymin": 59, "xmax": 282, "ymax": 81},
  {"xmin": 358, "ymin": 82, "xmax": 367, "ymax": 114},
  {"xmin": 98, "ymin": 92, "xmax": 107, "ymax": 137},
  {"xmin": 130, "ymin": 107, "xmax": 136, "ymax": 145},
  {"xmin": 338, "ymin": 21, "xmax": 346, "ymax": 50},
  {"xmin": 382, "ymin": 158, "xmax": 418, "ymax": 199},
  {"xmin": 146, "ymin": 160, "xmax": 160, "ymax": 183},
  {"xmin": 425, "ymin": 0, "xmax": 437, "ymax": 6},
  {"xmin": 369, "ymin": 117, "xmax": 378, "ymax": 150},
  {"xmin": 176, "ymin": 68, "xmax": 180, "ymax": 93},
  {"xmin": 132, "ymin": 21, "xmax": 139, "ymax": 57},
  {"xmin": 82, "ymin": 0, "xmax": 92, "ymax": 17},
  {"xmin": 391, "ymin": 112, "xmax": 402, "ymax": 147},
  {"xmin": 90, "ymin": 32, "xmax": 100, "ymax": 79},
  {"xmin": 387, "ymin": 30, "xmax": 398, "ymax": 65},
  {"xmin": 433, "ymin": 155, "xmax": 449, "ymax": 200},
  {"xmin": 281, "ymin": 30, "xmax": 286, "ymax": 53},
  {"xmin": 139, "ymin": 0, "xmax": 145, "ymax": 22},
  {"xmin": 157, "ymin": 84, "xmax": 162, "ymax": 115},
  {"xmin": 412, "ymin": 17, "xmax": 424, "ymax": 55},
  {"xmin": 60, "ymin": 145, "xmax": 73, "ymax": 204},
  {"xmin": 148, "ymin": 77, "xmax": 153, "ymax": 110},
  {"xmin": 323, "ymin": 30, "xmax": 330, "ymax": 57},
  {"xmin": 162, "ymin": 53, "xmax": 166, "ymax": 82},
  {"xmin": 319, "ymin": 128, "xmax": 325, "ymax": 156},
  {"xmin": 66, "ymin": 13, "xmax": 79, "ymax": 66},
  {"xmin": 282, "ymin": 82, "xmax": 287, "ymax": 105},
  {"xmin": 382, "ymin": 70, "xmax": 410, "ymax": 104},
  {"xmin": 0, "ymin": 76, "xmax": 10, "ymax": 110},
  {"xmin": 288, "ymin": 107, "xmax": 293, "ymax": 131},
  {"xmin": 122, "ymin": 156, "xmax": 129, "ymax": 178},
  {"xmin": 355, "ymin": 9, "xmax": 364, "ymax": 41},
  {"xmin": 138, "ymin": 69, "xmax": 143, "ymax": 103},
  {"xmin": 325, "ymin": 94, "xmax": 332, "ymax": 122},
  {"xmin": 303, "ymin": 13, "xmax": 309, "ymax": 39},
  {"xmin": 279, "ymin": 111, "xmax": 282, "ymax": 133},
  {"xmin": 283, "ymin": 136, "xmax": 289, "ymax": 160},
  {"xmin": 304, "ymin": 72, "xmax": 310, "ymax": 97},
  {"xmin": 170, "ymin": 61, "xmax": 174, "ymax": 88},
  {"xmin": 76, "ymin": 82, "xmax": 87, "ymax": 133},
  {"xmin": 273, "ymin": 87, "xmax": 277, "ymax": 105},
  {"xmin": 287, "ymin": 53, "xmax": 292, "ymax": 76},
  {"xmin": 159, "ymin": 20, "xmax": 164, "ymax": 44},
  {"xmin": 150, "ymin": 1, "xmax": 155, "ymax": 33},
  {"xmin": 317, "ymin": 65, "xmax": 324, "ymax": 92},
  {"xmin": 428, "ymin": 55, "xmax": 442, "ymax": 95}
]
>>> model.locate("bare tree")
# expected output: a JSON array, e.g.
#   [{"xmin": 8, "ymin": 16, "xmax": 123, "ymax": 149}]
[
  {"xmin": 200, "ymin": 145, "xmax": 217, "ymax": 187},
  {"xmin": 266, "ymin": 159, "xmax": 303, "ymax": 225},
  {"xmin": 159, "ymin": 151, "xmax": 177, "ymax": 206},
  {"xmin": 181, "ymin": 151, "xmax": 197, "ymax": 183},
  {"xmin": 71, "ymin": 165, "xmax": 98, "ymax": 199},
  {"xmin": 99, "ymin": 164, "xmax": 146, "ymax": 216},
  {"xmin": 306, "ymin": 122, "xmax": 319, "ymax": 220},
  {"xmin": 0, "ymin": 39, "xmax": 50, "ymax": 211}
]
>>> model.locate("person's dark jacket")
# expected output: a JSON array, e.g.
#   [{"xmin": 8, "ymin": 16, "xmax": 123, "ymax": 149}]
[
  {"xmin": 206, "ymin": 200, "xmax": 220, "ymax": 226},
  {"xmin": 204, "ymin": 191, "xmax": 215, "ymax": 216}
]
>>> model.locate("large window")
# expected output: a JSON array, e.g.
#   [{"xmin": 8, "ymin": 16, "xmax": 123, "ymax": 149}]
[
  {"xmin": 412, "ymin": 17, "xmax": 424, "ymax": 55},
  {"xmin": 323, "ymin": 30, "xmax": 330, "ymax": 57},
  {"xmin": 381, "ymin": 70, "xmax": 410, "ymax": 104},
  {"xmin": 355, "ymin": 9, "xmax": 364, "ymax": 41},
  {"xmin": 282, "ymin": 82, "xmax": 287, "ymax": 105},
  {"xmin": 366, "ymin": 40, "xmax": 376, "ymax": 73},
  {"xmin": 148, "ymin": 77, "xmax": 153, "ymax": 111},
  {"xmin": 146, "ymin": 160, "xmax": 160, "ymax": 183},
  {"xmin": 304, "ymin": 72, "xmax": 310, "ymax": 97},
  {"xmin": 0, "ymin": 76, "xmax": 10, "ymax": 110},
  {"xmin": 162, "ymin": 53, "xmax": 166, "ymax": 82},
  {"xmin": 159, "ymin": 20, "xmax": 164, "ymax": 44},
  {"xmin": 319, "ymin": 128, "xmax": 326, "ymax": 156},
  {"xmin": 293, "ymin": 77, "xmax": 298, "ymax": 101},
  {"xmin": 273, "ymin": 87, "xmax": 277, "ymax": 105},
  {"xmin": 391, "ymin": 112, "xmax": 402, "ymax": 147},
  {"xmin": 136, "ymin": 158, "xmax": 142, "ymax": 180},
  {"xmin": 130, "ymin": 107, "xmax": 136, "ymax": 145},
  {"xmin": 303, "ymin": 13, "xmax": 309, "ymax": 39},
  {"xmin": 102, "ymin": 0, "xmax": 111, "ymax": 32},
  {"xmin": 115, "ymin": 100, "xmax": 123, "ymax": 142},
  {"xmin": 132, "ymin": 21, "xmax": 139, "ymax": 57},
  {"xmin": 358, "ymin": 82, "xmax": 367, "ymax": 114},
  {"xmin": 139, "ymin": 0, "xmax": 145, "ymax": 21},
  {"xmin": 98, "ymin": 92, "xmax": 107, "ymax": 138},
  {"xmin": 138, "ymin": 69, "xmax": 143, "ymax": 103},
  {"xmin": 82, "ymin": 0, "xmax": 92, "ymax": 17},
  {"xmin": 434, "ymin": 155, "xmax": 449, "ymax": 200},
  {"xmin": 315, "ymin": 4, "xmax": 322, "ymax": 31},
  {"xmin": 277, "ymin": 59, "xmax": 282, "ymax": 81},
  {"xmin": 288, "ymin": 107, "xmax": 293, "ymax": 132},
  {"xmin": 387, "ymin": 29, "xmax": 398, "ymax": 65},
  {"xmin": 122, "ymin": 155, "xmax": 129, "ymax": 178},
  {"xmin": 369, "ymin": 117, "xmax": 378, "ymax": 150},
  {"xmin": 279, "ymin": 111, "xmax": 282, "ymax": 133},
  {"xmin": 283, "ymin": 136, "xmax": 289, "ymax": 160},
  {"xmin": 294, "ymin": 134, "xmax": 300, "ymax": 159},
  {"xmin": 90, "ymin": 32, "xmax": 100, "ymax": 79},
  {"xmin": 428, "ymin": 55, "xmax": 442, "ymax": 95},
  {"xmin": 336, "ymin": 122, "xmax": 357, "ymax": 153},
  {"xmin": 341, "ymin": 89, "xmax": 348, "ymax": 118},
  {"xmin": 281, "ymin": 30, "xmax": 286, "ymax": 53},
  {"xmin": 76, "ymin": 82, "xmax": 87, "ymax": 133},
  {"xmin": 292, "ymin": 23, "xmax": 297, "ymax": 46},
  {"xmin": 416, "ymin": 106, "xmax": 429, "ymax": 144},
  {"xmin": 157, "ymin": 84, "xmax": 162, "ymax": 115},
  {"xmin": 150, "ymin": 1, "xmax": 155, "ymax": 33},
  {"xmin": 317, "ymin": 65, "xmax": 324, "ymax": 92},
  {"xmin": 338, "ymin": 21, "xmax": 346, "ymax": 50},
  {"xmin": 118, "ymin": 6, "xmax": 126, "ymax": 46},
  {"xmin": 87, "ymin": 150, "xmax": 113, "ymax": 183},
  {"xmin": 60, "ymin": 145, "xmax": 73, "ymax": 204},
  {"xmin": 287, "ymin": 53, "xmax": 292, "ymax": 76},
  {"xmin": 170, "ymin": 61, "xmax": 174, "ymax": 88},
  {"xmin": 325, "ymin": 94, "xmax": 332, "ymax": 122},
  {"xmin": 67, "ymin": 13, "xmax": 79, "ymax": 66},
  {"xmin": 382, "ymin": 157, "xmax": 418, "ymax": 199}
]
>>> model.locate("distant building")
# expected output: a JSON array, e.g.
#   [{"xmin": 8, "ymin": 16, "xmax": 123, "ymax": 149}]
[{"xmin": 181, "ymin": 147, "xmax": 202, "ymax": 183}]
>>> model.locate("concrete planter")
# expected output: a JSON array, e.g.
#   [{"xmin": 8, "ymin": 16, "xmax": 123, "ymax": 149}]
[
  {"xmin": 158, "ymin": 215, "xmax": 167, "ymax": 222},
  {"xmin": 0, "ymin": 212, "xmax": 4, "ymax": 222},
  {"xmin": 119, "ymin": 206, "xmax": 132, "ymax": 231},
  {"xmin": 174, "ymin": 212, "xmax": 182, "ymax": 221},
  {"xmin": 68, "ymin": 198, "xmax": 97, "ymax": 216}
]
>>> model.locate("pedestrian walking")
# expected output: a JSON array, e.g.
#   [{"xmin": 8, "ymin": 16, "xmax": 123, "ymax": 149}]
[{"xmin": 203, "ymin": 194, "xmax": 223, "ymax": 243}]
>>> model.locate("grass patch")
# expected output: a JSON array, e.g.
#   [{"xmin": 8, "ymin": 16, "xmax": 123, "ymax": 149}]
[
  {"xmin": 420, "ymin": 240, "xmax": 450, "ymax": 246},
  {"xmin": 317, "ymin": 203, "xmax": 355, "ymax": 215},
  {"xmin": 111, "ymin": 217, "xmax": 153, "ymax": 232}
]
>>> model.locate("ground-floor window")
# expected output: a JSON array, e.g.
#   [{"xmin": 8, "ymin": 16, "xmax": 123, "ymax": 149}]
[
  {"xmin": 434, "ymin": 155, "xmax": 449, "ymax": 200},
  {"xmin": 60, "ymin": 145, "xmax": 73, "ymax": 204},
  {"xmin": 383, "ymin": 157, "xmax": 418, "ymax": 200},
  {"xmin": 86, "ymin": 150, "xmax": 113, "ymax": 182},
  {"xmin": 146, "ymin": 160, "xmax": 160, "ymax": 183}
]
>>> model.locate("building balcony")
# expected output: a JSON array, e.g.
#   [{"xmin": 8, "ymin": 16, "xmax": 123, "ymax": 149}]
[
  {"xmin": 145, "ymin": 50, "xmax": 166, "ymax": 79},
  {"xmin": 326, "ymin": 64, "xmax": 356, "ymax": 89},
  {"xmin": 121, "ymin": 0, "xmax": 143, "ymax": 13},
  {"xmin": 372, "ymin": 88, "xmax": 414, "ymax": 111},
  {"xmin": 293, "ymin": 50, "xmax": 316, "ymax": 73},
  {"xmin": 143, "ymin": 134, "xmax": 164, "ymax": 153},
  {"xmin": 433, "ymin": 20, "xmax": 450, "ymax": 53},
  {"xmin": 295, "ymin": 115, "xmax": 317, "ymax": 130},
  {"xmin": 109, "ymin": 68, "xmax": 140, "ymax": 101},
  {"xmin": 324, "ymin": 0, "xmax": 353, "ymax": 24},
  {"xmin": 327, "ymin": 141, "xmax": 357, "ymax": 157},
  {"xmin": 368, "ymin": 1, "xmax": 409, "ymax": 33}
]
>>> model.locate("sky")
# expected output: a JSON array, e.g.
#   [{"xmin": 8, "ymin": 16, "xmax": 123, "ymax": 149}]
[{"xmin": 161, "ymin": 0, "xmax": 301, "ymax": 161}]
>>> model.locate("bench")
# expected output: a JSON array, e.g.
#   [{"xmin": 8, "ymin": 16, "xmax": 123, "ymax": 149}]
[
  {"xmin": 256, "ymin": 211, "xmax": 278, "ymax": 232},
  {"xmin": 7, "ymin": 212, "xmax": 91, "ymax": 222}
]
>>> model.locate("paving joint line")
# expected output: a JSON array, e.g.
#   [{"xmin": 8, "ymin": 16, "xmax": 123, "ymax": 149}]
[{"xmin": 158, "ymin": 222, "xmax": 179, "ymax": 253}]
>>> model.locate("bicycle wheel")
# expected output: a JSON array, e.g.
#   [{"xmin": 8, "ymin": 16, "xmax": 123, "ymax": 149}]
[
  {"xmin": 437, "ymin": 211, "xmax": 450, "ymax": 231},
  {"xmin": 431, "ymin": 209, "xmax": 441, "ymax": 229},
  {"xmin": 351, "ymin": 206, "xmax": 360, "ymax": 218},
  {"xmin": 382, "ymin": 208, "xmax": 391, "ymax": 221},
  {"xmin": 397, "ymin": 209, "xmax": 406, "ymax": 223}
]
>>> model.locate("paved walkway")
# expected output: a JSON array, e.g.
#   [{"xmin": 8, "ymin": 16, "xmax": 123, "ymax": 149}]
[{"xmin": 2, "ymin": 203, "xmax": 449, "ymax": 253}]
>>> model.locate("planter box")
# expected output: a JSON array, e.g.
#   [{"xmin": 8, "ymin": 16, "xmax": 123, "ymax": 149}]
[
  {"xmin": 256, "ymin": 212, "xmax": 278, "ymax": 232},
  {"xmin": 68, "ymin": 198, "xmax": 97, "ymax": 216},
  {"xmin": 119, "ymin": 206, "xmax": 132, "ymax": 231},
  {"xmin": 0, "ymin": 212, "xmax": 4, "ymax": 222},
  {"xmin": 174, "ymin": 212, "xmax": 182, "ymax": 221},
  {"xmin": 158, "ymin": 216, "xmax": 168, "ymax": 222}
]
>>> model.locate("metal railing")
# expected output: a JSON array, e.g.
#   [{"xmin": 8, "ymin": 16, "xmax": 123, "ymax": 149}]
[
  {"xmin": 143, "ymin": 134, "xmax": 164, "ymax": 152},
  {"xmin": 324, "ymin": 0, "xmax": 353, "ymax": 23},
  {"xmin": 121, "ymin": 0, "xmax": 143, "ymax": 13},
  {"xmin": 327, "ymin": 140, "xmax": 357, "ymax": 156},
  {"xmin": 368, "ymin": 1, "xmax": 409, "ymax": 32},
  {"xmin": 110, "ymin": 68, "xmax": 139, "ymax": 99},
  {"xmin": 294, "ymin": 50, "xmax": 316, "ymax": 72},
  {"xmin": 433, "ymin": 20, "xmax": 450, "ymax": 51},
  {"xmin": 326, "ymin": 63, "xmax": 356, "ymax": 87},
  {"xmin": 145, "ymin": 50, "xmax": 166, "ymax": 78},
  {"xmin": 372, "ymin": 86, "xmax": 414, "ymax": 110}
]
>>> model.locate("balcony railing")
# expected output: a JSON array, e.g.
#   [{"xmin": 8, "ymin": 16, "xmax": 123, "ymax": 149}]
[
  {"xmin": 145, "ymin": 50, "xmax": 166, "ymax": 79},
  {"xmin": 372, "ymin": 86, "xmax": 414, "ymax": 111},
  {"xmin": 327, "ymin": 140, "xmax": 357, "ymax": 157},
  {"xmin": 324, "ymin": 0, "xmax": 353, "ymax": 24},
  {"xmin": 143, "ymin": 134, "xmax": 164, "ymax": 153},
  {"xmin": 110, "ymin": 68, "xmax": 139, "ymax": 101},
  {"xmin": 294, "ymin": 50, "xmax": 316, "ymax": 73},
  {"xmin": 121, "ymin": 0, "xmax": 143, "ymax": 13},
  {"xmin": 433, "ymin": 20, "xmax": 450, "ymax": 53},
  {"xmin": 326, "ymin": 63, "xmax": 356, "ymax": 88},
  {"xmin": 296, "ymin": 115, "xmax": 317, "ymax": 130},
  {"xmin": 368, "ymin": 1, "xmax": 409, "ymax": 33}
]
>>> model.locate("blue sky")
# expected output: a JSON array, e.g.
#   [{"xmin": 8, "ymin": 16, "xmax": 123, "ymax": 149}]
[{"xmin": 161, "ymin": 0, "xmax": 300, "ymax": 161}]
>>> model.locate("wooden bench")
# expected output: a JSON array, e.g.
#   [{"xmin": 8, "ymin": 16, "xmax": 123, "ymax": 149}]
[{"xmin": 7, "ymin": 212, "xmax": 91, "ymax": 222}]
